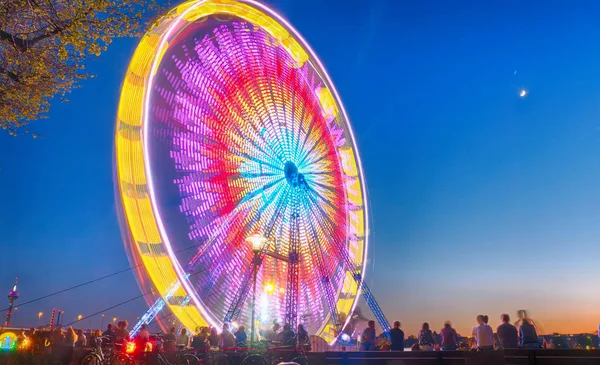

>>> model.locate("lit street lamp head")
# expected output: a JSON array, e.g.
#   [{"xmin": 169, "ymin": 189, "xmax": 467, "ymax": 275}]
[{"xmin": 245, "ymin": 234, "xmax": 267, "ymax": 253}]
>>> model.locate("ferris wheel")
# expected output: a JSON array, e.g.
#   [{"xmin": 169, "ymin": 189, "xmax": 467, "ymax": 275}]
[{"xmin": 115, "ymin": 0, "xmax": 388, "ymax": 343}]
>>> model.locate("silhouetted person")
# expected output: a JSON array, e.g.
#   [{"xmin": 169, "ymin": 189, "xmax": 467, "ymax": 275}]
[
  {"xmin": 102, "ymin": 324, "xmax": 116, "ymax": 345},
  {"xmin": 297, "ymin": 324, "xmax": 310, "ymax": 351},
  {"xmin": 163, "ymin": 327, "xmax": 177, "ymax": 351},
  {"xmin": 177, "ymin": 328, "xmax": 190, "ymax": 348},
  {"xmin": 359, "ymin": 320, "xmax": 377, "ymax": 351},
  {"xmin": 277, "ymin": 324, "xmax": 295, "ymax": 347},
  {"xmin": 75, "ymin": 329, "xmax": 86, "ymax": 347},
  {"xmin": 474, "ymin": 315, "xmax": 494, "ymax": 350},
  {"xmin": 209, "ymin": 327, "xmax": 219, "ymax": 347},
  {"xmin": 234, "ymin": 325, "xmax": 247, "ymax": 347},
  {"xmin": 389, "ymin": 321, "xmax": 404, "ymax": 351},
  {"xmin": 519, "ymin": 318, "xmax": 540, "ymax": 348},
  {"xmin": 219, "ymin": 324, "xmax": 235, "ymax": 348},
  {"xmin": 134, "ymin": 325, "xmax": 149, "ymax": 359},
  {"xmin": 192, "ymin": 327, "xmax": 208, "ymax": 349},
  {"xmin": 497, "ymin": 314, "xmax": 518, "ymax": 349},
  {"xmin": 440, "ymin": 321, "xmax": 458, "ymax": 351},
  {"xmin": 418, "ymin": 323, "xmax": 435, "ymax": 351}
]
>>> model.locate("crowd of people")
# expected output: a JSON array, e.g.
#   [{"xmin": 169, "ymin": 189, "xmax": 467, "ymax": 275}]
[
  {"xmin": 3, "ymin": 311, "xmax": 554, "ymax": 363},
  {"xmin": 359, "ymin": 313, "xmax": 543, "ymax": 351}
]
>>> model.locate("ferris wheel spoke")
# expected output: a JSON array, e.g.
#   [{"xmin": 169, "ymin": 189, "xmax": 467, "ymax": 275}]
[
  {"xmin": 263, "ymin": 55, "xmax": 288, "ymax": 160},
  {"xmin": 216, "ymin": 89, "xmax": 285, "ymax": 166},
  {"xmin": 303, "ymin": 189, "xmax": 346, "ymax": 246},
  {"xmin": 308, "ymin": 193, "xmax": 343, "ymax": 245},
  {"xmin": 193, "ymin": 182, "xmax": 290, "ymax": 294},
  {"xmin": 296, "ymin": 116, "xmax": 320, "ymax": 166},
  {"xmin": 186, "ymin": 180, "xmax": 287, "ymax": 274},
  {"xmin": 287, "ymin": 65, "xmax": 299, "ymax": 162},
  {"xmin": 302, "ymin": 170, "xmax": 337, "ymax": 176},
  {"xmin": 249, "ymin": 46, "xmax": 290, "ymax": 162},
  {"xmin": 292, "ymin": 97, "xmax": 308, "ymax": 162},
  {"xmin": 305, "ymin": 184, "xmax": 342, "ymax": 214},
  {"xmin": 207, "ymin": 27, "xmax": 287, "ymax": 165},
  {"xmin": 296, "ymin": 133, "xmax": 329, "ymax": 169},
  {"xmin": 300, "ymin": 193, "xmax": 341, "ymax": 330},
  {"xmin": 237, "ymin": 178, "xmax": 285, "ymax": 205},
  {"xmin": 228, "ymin": 121, "xmax": 285, "ymax": 166},
  {"xmin": 300, "ymin": 146, "xmax": 338, "ymax": 170}
]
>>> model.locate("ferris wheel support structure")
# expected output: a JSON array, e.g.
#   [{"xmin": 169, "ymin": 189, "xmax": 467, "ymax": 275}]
[{"xmin": 304, "ymin": 189, "xmax": 391, "ymax": 340}]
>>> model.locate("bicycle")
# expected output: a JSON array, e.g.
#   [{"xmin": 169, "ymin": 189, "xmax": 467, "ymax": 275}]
[
  {"xmin": 134, "ymin": 343, "xmax": 201, "ymax": 365},
  {"xmin": 80, "ymin": 337, "xmax": 132, "ymax": 365},
  {"xmin": 239, "ymin": 339, "xmax": 308, "ymax": 365}
]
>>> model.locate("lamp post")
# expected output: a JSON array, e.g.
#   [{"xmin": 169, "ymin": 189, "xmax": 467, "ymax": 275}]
[
  {"xmin": 101, "ymin": 314, "xmax": 105, "ymax": 329},
  {"xmin": 37, "ymin": 312, "xmax": 43, "ymax": 325},
  {"xmin": 245, "ymin": 234, "xmax": 267, "ymax": 348},
  {"xmin": 77, "ymin": 314, "xmax": 83, "ymax": 321}
]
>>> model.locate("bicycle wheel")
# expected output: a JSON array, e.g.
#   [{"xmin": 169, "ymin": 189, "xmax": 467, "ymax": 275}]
[
  {"xmin": 112, "ymin": 353, "xmax": 133, "ymax": 365},
  {"xmin": 178, "ymin": 354, "xmax": 201, "ymax": 365},
  {"xmin": 81, "ymin": 354, "xmax": 103, "ymax": 365},
  {"xmin": 240, "ymin": 354, "xmax": 268, "ymax": 365},
  {"xmin": 212, "ymin": 354, "xmax": 231, "ymax": 365},
  {"xmin": 291, "ymin": 356, "xmax": 308, "ymax": 365}
]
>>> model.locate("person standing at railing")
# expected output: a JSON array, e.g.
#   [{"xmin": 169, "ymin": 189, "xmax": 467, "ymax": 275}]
[
  {"xmin": 266, "ymin": 322, "xmax": 280, "ymax": 342},
  {"xmin": 497, "ymin": 314, "xmax": 519, "ymax": 349},
  {"xmin": 177, "ymin": 328, "xmax": 190, "ymax": 348},
  {"xmin": 102, "ymin": 324, "xmax": 116, "ymax": 345},
  {"xmin": 440, "ymin": 321, "xmax": 458, "ymax": 351},
  {"xmin": 234, "ymin": 325, "xmax": 248, "ymax": 347},
  {"xmin": 389, "ymin": 321, "xmax": 405, "ymax": 351},
  {"xmin": 191, "ymin": 327, "xmax": 209, "ymax": 349},
  {"xmin": 75, "ymin": 329, "xmax": 86, "ymax": 347},
  {"xmin": 359, "ymin": 320, "xmax": 377, "ymax": 351},
  {"xmin": 219, "ymin": 323, "xmax": 236, "ymax": 348},
  {"xmin": 163, "ymin": 327, "xmax": 177, "ymax": 351},
  {"xmin": 277, "ymin": 324, "xmax": 296, "ymax": 347},
  {"xmin": 208, "ymin": 327, "xmax": 219, "ymax": 347},
  {"xmin": 133, "ymin": 325, "xmax": 150, "ymax": 359},
  {"xmin": 418, "ymin": 323, "xmax": 435, "ymax": 351},
  {"xmin": 519, "ymin": 318, "xmax": 541, "ymax": 348},
  {"xmin": 474, "ymin": 315, "xmax": 494, "ymax": 350},
  {"xmin": 297, "ymin": 324, "xmax": 311, "ymax": 351}
]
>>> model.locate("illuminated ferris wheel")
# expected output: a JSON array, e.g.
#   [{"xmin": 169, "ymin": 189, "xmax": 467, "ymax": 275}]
[{"xmin": 115, "ymin": 0, "xmax": 386, "ymax": 343}]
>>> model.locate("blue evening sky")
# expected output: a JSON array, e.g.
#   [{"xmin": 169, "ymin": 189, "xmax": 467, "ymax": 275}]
[{"xmin": 2, "ymin": 0, "xmax": 600, "ymax": 335}]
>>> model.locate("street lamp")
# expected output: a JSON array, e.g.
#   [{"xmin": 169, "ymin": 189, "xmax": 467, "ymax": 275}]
[
  {"xmin": 38, "ymin": 312, "xmax": 43, "ymax": 322},
  {"xmin": 113, "ymin": 317, "xmax": 117, "ymax": 324},
  {"xmin": 101, "ymin": 314, "xmax": 105, "ymax": 329},
  {"xmin": 245, "ymin": 234, "xmax": 267, "ymax": 348},
  {"xmin": 77, "ymin": 314, "xmax": 83, "ymax": 321},
  {"xmin": 246, "ymin": 234, "xmax": 267, "ymax": 252}
]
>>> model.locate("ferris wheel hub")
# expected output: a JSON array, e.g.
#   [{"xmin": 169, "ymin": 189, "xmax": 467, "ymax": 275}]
[{"xmin": 284, "ymin": 161, "xmax": 307, "ymax": 189}]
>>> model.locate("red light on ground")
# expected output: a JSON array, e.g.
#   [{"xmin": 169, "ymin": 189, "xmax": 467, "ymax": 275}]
[{"xmin": 126, "ymin": 342, "xmax": 136, "ymax": 353}]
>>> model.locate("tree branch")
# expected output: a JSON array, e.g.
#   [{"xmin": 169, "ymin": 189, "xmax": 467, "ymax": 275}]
[
  {"xmin": 26, "ymin": 25, "xmax": 64, "ymax": 47},
  {"xmin": 0, "ymin": 29, "xmax": 27, "ymax": 50},
  {"xmin": 0, "ymin": 66, "xmax": 20, "ymax": 83}
]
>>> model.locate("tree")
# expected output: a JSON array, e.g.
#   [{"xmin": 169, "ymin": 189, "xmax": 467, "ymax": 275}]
[{"xmin": 0, "ymin": 0, "xmax": 164, "ymax": 135}]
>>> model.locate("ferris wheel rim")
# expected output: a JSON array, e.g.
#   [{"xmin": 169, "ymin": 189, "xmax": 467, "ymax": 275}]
[{"xmin": 120, "ymin": 0, "xmax": 369, "ymax": 338}]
